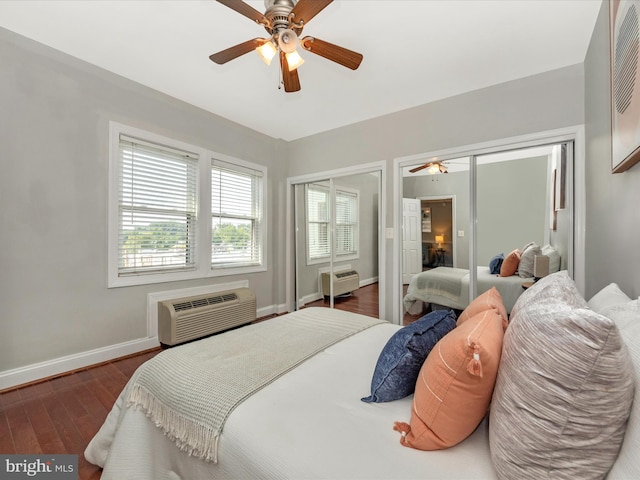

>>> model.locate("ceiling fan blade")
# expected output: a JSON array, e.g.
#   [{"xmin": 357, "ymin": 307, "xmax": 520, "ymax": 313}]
[
  {"xmin": 409, "ymin": 164, "xmax": 430, "ymax": 174},
  {"xmin": 290, "ymin": 0, "xmax": 333, "ymax": 25},
  {"xmin": 216, "ymin": 0, "xmax": 268, "ymax": 26},
  {"xmin": 280, "ymin": 51, "xmax": 301, "ymax": 93},
  {"xmin": 209, "ymin": 38, "xmax": 264, "ymax": 64},
  {"xmin": 301, "ymin": 37, "xmax": 363, "ymax": 70}
]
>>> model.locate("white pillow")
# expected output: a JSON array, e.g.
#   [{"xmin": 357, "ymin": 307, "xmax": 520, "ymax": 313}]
[
  {"xmin": 604, "ymin": 299, "xmax": 640, "ymax": 480},
  {"xmin": 542, "ymin": 244, "xmax": 561, "ymax": 273},
  {"xmin": 518, "ymin": 243, "xmax": 541, "ymax": 279},
  {"xmin": 588, "ymin": 283, "xmax": 632, "ymax": 315}
]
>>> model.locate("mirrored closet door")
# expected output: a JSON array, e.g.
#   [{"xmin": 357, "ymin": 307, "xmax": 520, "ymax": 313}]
[
  {"xmin": 400, "ymin": 139, "xmax": 574, "ymax": 322},
  {"xmin": 293, "ymin": 170, "xmax": 381, "ymax": 316}
]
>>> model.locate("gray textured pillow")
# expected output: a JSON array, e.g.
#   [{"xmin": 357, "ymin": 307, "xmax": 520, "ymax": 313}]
[
  {"xmin": 604, "ymin": 300, "xmax": 640, "ymax": 479},
  {"xmin": 490, "ymin": 273, "xmax": 635, "ymax": 480},
  {"xmin": 510, "ymin": 270, "xmax": 587, "ymax": 320},
  {"xmin": 518, "ymin": 242, "xmax": 541, "ymax": 278}
]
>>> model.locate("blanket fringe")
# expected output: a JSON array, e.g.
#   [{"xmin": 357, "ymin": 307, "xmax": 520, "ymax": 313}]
[{"xmin": 128, "ymin": 384, "xmax": 221, "ymax": 464}]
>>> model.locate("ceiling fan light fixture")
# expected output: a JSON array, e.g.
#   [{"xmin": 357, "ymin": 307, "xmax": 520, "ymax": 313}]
[
  {"xmin": 426, "ymin": 163, "xmax": 441, "ymax": 175},
  {"xmin": 285, "ymin": 50, "xmax": 305, "ymax": 71},
  {"xmin": 256, "ymin": 40, "xmax": 277, "ymax": 65},
  {"xmin": 278, "ymin": 29, "xmax": 299, "ymax": 53}
]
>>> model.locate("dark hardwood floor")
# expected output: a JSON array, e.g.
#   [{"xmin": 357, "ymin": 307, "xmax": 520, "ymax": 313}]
[
  {"xmin": 304, "ymin": 282, "xmax": 380, "ymax": 318},
  {"xmin": 0, "ymin": 282, "xmax": 383, "ymax": 480},
  {"xmin": 0, "ymin": 349, "xmax": 160, "ymax": 479}
]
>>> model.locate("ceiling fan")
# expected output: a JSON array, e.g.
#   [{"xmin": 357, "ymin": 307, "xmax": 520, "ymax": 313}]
[
  {"xmin": 409, "ymin": 161, "xmax": 450, "ymax": 174},
  {"xmin": 209, "ymin": 0, "xmax": 363, "ymax": 92}
]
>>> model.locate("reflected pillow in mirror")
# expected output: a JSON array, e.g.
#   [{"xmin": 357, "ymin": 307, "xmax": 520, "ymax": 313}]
[
  {"xmin": 489, "ymin": 253, "xmax": 504, "ymax": 275},
  {"xmin": 500, "ymin": 249, "xmax": 521, "ymax": 277},
  {"xmin": 519, "ymin": 243, "xmax": 541, "ymax": 278}
]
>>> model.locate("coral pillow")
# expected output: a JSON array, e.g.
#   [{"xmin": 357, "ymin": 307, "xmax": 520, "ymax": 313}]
[
  {"xmin": 394, "ymin": 309, "xmax": 504, "ymax": 450},
  {"xmin": 457, "ymin": 287, "xmax": 508, "ymax": 331},
  {"xmin": 361, "ymin": 309, "xmax": 456, "ymax": 403},
  {"xmin": 499, "ymin": 249, "xmax": 520, "ymax": 277}
]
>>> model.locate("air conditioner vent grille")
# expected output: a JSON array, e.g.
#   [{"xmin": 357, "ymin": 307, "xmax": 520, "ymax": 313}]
[
  {"xmin": 172, "ymin": 293, "xmax": 238, "ymax": 312},
  {"xmin": 158, "ymin": 288, "xmax": 256, "ymax": 346},
  {"xmin": 335, "ymin": 270, "xmax": 358, "ymax": 279}
]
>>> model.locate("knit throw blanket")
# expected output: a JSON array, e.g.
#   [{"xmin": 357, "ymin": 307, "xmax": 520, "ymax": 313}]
[{"xmin": 126, "ymin": 308, "xmax": 384, "ymax": 463}]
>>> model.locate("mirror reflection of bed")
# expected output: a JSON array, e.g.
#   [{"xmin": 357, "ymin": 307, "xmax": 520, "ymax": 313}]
[
  {"xmin": 402, "ymin": 144, "xmax": 572, "ymax": 324},
  {"xmin": 404, "ymin": 244, "xmax": 561, "ymax": 315}
]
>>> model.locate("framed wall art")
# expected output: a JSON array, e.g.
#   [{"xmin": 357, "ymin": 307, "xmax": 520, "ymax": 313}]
[{"xmin": 610, "ymin": 0, "xmax": 640, "ymax": 173}]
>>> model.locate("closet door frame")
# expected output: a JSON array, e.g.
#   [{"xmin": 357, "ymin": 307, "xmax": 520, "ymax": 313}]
[
  {"xmin": 286, "ymin": 161, "xmax": 387, "ymax": 317},
  {"xmin": 393, "ymin": 125, "xmax": 586, "ymax": 322}
]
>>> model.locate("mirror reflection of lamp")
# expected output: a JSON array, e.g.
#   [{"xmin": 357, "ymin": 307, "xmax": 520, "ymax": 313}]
[{"xmin": 435, "ymin": 235, "xmax": 444, "ymax": 248}]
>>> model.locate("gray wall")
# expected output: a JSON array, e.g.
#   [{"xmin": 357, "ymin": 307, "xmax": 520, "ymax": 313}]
[
  {"xmin": 0, "ymin": 28, "xmax": 286, "ymax": 372},
  {"xmin": 476, "ymin": 156, "xmax": 548, "ymax": 265},
  {"xmin": 584, "ymin": 2, "xmax": 640, "ymax": 299}
]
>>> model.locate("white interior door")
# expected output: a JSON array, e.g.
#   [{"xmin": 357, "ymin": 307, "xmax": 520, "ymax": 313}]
[{"xmin": 402, "ymin": 198, "xmax": 422, "ymax": 284}]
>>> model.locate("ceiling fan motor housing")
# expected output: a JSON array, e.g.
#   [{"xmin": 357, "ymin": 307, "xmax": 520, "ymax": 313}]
[{"xmin": 263, "ymin": 0, "xmax": 303, "ymax": 36}]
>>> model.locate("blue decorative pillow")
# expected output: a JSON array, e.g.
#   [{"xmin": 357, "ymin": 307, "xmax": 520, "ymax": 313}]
[
  {"xmin": 361, "ymin": 309, "xmax": 457, "ymax": 403},
  {"xmin": 489, "ymin": 253, "xmax": 505, "ymax": 274}
]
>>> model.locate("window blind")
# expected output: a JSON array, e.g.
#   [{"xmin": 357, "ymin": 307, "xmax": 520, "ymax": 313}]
[
  {"xmin": 211, "ymin": 160, "xmax": 263, "ymax": 267},
  {"xmin": 306, "ymin": 184, "xmax": 358, "ymax": 262},
  {"xmin": 307, "ymin": 185, "xmax": 330, "ymax": 260},
  {"xmin": 118, "ymin": 136, "xmax": 198, "ymax": 276},
  {"xmin": 335, "ymin": 190, "xmax": 357, "ymax": 255}
]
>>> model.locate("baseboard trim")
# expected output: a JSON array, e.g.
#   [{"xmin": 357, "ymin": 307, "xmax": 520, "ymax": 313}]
[
  {"xmin": 0, "ymin": 301, "xmax": 289, "ymax": 391},
  {"xmin": 0, "ymin": 337, "xmax": 160, "ymax": 391}
]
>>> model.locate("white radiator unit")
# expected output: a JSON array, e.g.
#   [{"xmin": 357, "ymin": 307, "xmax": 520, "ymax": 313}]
[
  {"xmin": 158, "ymin": 287, "xmax": 256, "ymax": 346},
  {"xmin": 321, "ymin": 270, "xmax": 360, "ymax": 297}
]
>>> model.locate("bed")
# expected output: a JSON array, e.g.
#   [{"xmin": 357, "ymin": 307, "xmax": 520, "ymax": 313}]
[
  {"xmin": 85, "ymin": 307, "xmax": 497, "ymax": 480},
  {"xmin": 86, "ymin": 275, "xmax": 640, "ymax": 480},
  {"xmin": 403, "ymin": 266, "xmax": 529, "ymax": 315}
]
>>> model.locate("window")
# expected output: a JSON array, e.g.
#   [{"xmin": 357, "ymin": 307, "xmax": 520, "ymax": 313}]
[
  {"xmin": 335, "ymin": 190, "xmax": 358, "ymax": 256},
  {"xmin": 117, "ymin": 136, "xmax": 198, "ymax": 276},
  {"xmin": 306, "ymin": 184, "xmax": 358, "ymax": 264},
  {"xmin": 211, "ymin": 159, "xmax": 263, "ymax": 268},
  {"xmin": 108, "ymin": 123, "xmax": 267, "ymax": 287}
]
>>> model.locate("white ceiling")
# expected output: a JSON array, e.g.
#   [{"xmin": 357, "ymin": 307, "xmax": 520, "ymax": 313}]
[{"xmin": 0, "ymin": 0, "xmax": 601, "ymax": 142}]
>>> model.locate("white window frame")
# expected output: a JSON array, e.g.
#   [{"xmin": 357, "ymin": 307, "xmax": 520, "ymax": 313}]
[
  {"xmin": 211, "ymin": 157, "xmax": 266, "ymax": 274},
  {"xmin": 305, "ymin": 184, "xmax": 359, "ymax": 266},
  {"xmin": 108, "ymin": 122, "xmax": 267, "ymax": 287}
]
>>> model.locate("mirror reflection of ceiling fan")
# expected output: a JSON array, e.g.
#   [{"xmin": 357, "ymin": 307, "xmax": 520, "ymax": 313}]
[
  {"xmin": 409, "ymin": 161, "xmax": 450, "ymax": 174},
  {"xmin": 209, "ymin": 0, "xmax": 363, "ymax": 93}
]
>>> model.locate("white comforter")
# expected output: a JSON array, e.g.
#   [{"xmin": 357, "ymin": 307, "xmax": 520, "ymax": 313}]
[{"xmin": 85, "ymin": 308, "xmax": 497, "ymax": 480}]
